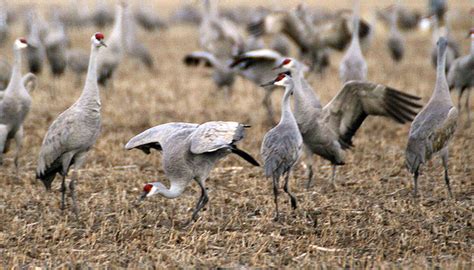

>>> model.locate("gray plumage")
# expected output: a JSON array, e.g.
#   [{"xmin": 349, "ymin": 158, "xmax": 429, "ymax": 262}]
[
  {"xmin": 91, "ymin": 0, "xmax": 114, "ymax": 28},
  {"xmin": 36, "ymin": 33, "xmax": 107, "ymax": 219},
  {"xmin": 170, "ymin": 3, "xmax": 202, "ymax": 25},
  {"xmin": 44, "ymin": 16, "xmax": 68, "ymax": 76},
  {"xmin": 183, "ymin": 51, "xmax": 235, "ymax": 95},
  {"xmin": 430, "ymin": 18, "xmax": 460, "ymax": 73},
  {"xmin": 66, "ymin": 48, "xmax": 89, "ymax": 87},
  {"xmin": 406, "ymin": 37, "xmax": 458, "ymax": 198},
  {"xmin": 124, "ymin": 5, "xmax": 153, "ymax": 70},
  {"xmin": 133, "ymin": 0, "xmax": 167, "ymax": 31},
  {"xmin": 279, "ymin": 58, "xmax": 422, "ymax": 188},
  {"xmin": 229, "ymin": 49, "xmax": 286, "ymax": 124},
  {"xmin": 339, "ymin": 0, "xmax": 367, "ymax": 83},
  {"xmin": 0, "ymin": 58, "xmax": 10, "ymax": 90},
  {"xmin": 447, "ymin": 31, "xmax": 474, "ymax": 126},
  {"xmin": 0, "ymin": 3, "xmax": 8, "ymax": 46},
  {"xmin": 25, "ymin": 12, "xmax": 46, "ymax": 74},
  {"xmin": 126, "ymin": 121, "xmax": 259, "ymax": 222},
  {"xmin": 97, "ymin": 4, "xmax": 125, "ymax": 87},
  {"xmin": 0, "ymin": 39, "xmax": 36, "ymax": 171},
  {"xmin": 260, "ymin": 74, "xmax": 302, "ymax": 221},
  {"xmin": 387, "ymin": 4, "xmax": 404, "ymax": 62}
]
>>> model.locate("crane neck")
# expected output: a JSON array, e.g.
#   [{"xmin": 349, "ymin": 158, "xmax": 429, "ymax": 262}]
[
  {"xmin": 157, "ymin": 181, "xmax": 186, "ymax": 199},
  {"xmin": 351, "ymin": 0, "xmax": 360, "ymax": 44},
  {"xmin": 109, "ymin": 5, "xmax": 125, "ymax": 49},
  {"xmin": 280, "ymin": 83, "xmax": 295, "ymax": 123},
  {"xmin": 6, "ymin": 46, "xmax": 24, "ymax": 94},
  {"xmin": 433, "ymin": 42, "xmax": 451, "ymax": 103},
  {"xmin": 77, "ymin": 43, "xmax": 101, "ymax": 108},
  {"xmin": 470, "ymin": 34, "xmax": 474, "ymax": 55}
]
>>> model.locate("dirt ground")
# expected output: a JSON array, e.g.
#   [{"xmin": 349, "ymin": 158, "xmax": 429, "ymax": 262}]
[{"xmin": 0, "ymin": 0, "xmax": 472, "ymax": 268}]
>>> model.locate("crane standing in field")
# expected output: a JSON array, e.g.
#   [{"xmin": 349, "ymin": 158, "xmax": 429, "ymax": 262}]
[
  {"xmin": 127, "ymin": 121, "xmax": 259, "ymax": 223},
  {"xmin": 0, "ymin": 38, "xmax": 37, "ymax": 171},
  {"xmin": 36, "ymin": 33, "xmax": 107, "ymax": 219},
  {"xmin": 97, "ymin": 4, "xmax": 125, "ymax": 87},
  {"xmin": 339, "ymin": 0, "xmax": 367, "ymax": 83},
  {"xmin": 406, "ymin": 37, "xmax": 458, "ymax": 198},
  {"xmin": 447, "ymin": 28, "xmax": 474, "ymax": 127},
  {"xmin": 260, "ymin": 73, "xmax": 302, "ymax": 221},
  {"xmin": 276, "ymin": 58, "xmax": 422, "ymax": 188}
]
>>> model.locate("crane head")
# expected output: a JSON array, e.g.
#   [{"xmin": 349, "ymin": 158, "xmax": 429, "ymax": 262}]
[
  {"xmin": 260, "ymin": 72, "xmax": 292, "ymax": 87},
  {"xmin": 15, "ymin": 37, "xmax": 29, "ymax": 49},
  {"xmin": 92, "ymin": 32, "xmax": 107, "ymax": 48},
  {"xmin": 273, "ymin": 58, "xmax": 294, "ymax": 70}
]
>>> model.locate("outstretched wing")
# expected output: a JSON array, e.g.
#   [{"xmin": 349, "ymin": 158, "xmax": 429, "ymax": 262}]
[
  {"xmin": 183, "ymin": 51, "xmax": 221, "ymax": 69},
  {"xmin": 229, "ymin": 49, "xmax": 282, "ymax": 69},
  {"xmin": 125, "ymin": 122, "xmax": 199, "ymax": 154},
  {"xmin": 190, "ymin": 121, "xmax": 247, "ymax": 154},
  {"xmin": 323, "ymin": 80, "xmax": 422, "ymax": 148}
]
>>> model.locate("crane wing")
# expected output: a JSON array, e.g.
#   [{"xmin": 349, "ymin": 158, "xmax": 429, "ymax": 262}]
[
  {"xmin": 22, "ymin": 73, "xmax": 37, "ymax": 92},
  {"xmin": 323, "ymin": 80, "xmax": 422, "ymax": 148},
  {"xmin": 125, "ymin": 122, "xmax": 199, "ymax": 154},
  {"xmin": 229, "ymin": 49, "xmax": 282, "ymax": 69},
  {"xmin": 183, "ymin": 51, "xmax": 219, "ymax": 68},
  {"xmin": 190, "ymin": 121, "xmax": 247, "ymax": 154}
]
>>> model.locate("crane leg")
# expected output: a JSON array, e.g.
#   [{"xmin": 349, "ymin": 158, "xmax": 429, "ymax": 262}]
[
  {"xmin": 413, "ymin": 168, "xmax": 419, "ymax": 197},
  {"xmin": 272, "ymin": 175, "xmax": 280, "ymax": 221},
  {"xmin": 330, "ymin": 165, "xmax": 337, "ymax": 188},
  {"xmin": 13, "ymin": 126, "xmax": 23, "ymax": 176},
  {"xmin": 0, "ymin": 124, "xmax": 8, "ymax": 166},
  {"xmin": 191, "ymin": 179, "xmax": 208, "ymax": 222},
  {"xmin": 60, "ymin": 175, "xmax": 67, "ymax": 211},
  {"xmin": 283, "ymin": 171, "xmax": 297, "ymax": 210},
  {"xmin": 303, "ymin": 146, "xmax": 314, "ymax": 189},
  {"xmin": 465, "ymin": 88, "xmax": 471, "ymax": 127},
  {"xmin": 69, "ymin": 170, "xmax": 80, "ymax": 220},
  {"xmin": 441, "ymin": 149, "xmax": 453, "ymax": 198},
  {"xmin": 262, "ymin": 91, "xmax": 276, "ymax": 125}
]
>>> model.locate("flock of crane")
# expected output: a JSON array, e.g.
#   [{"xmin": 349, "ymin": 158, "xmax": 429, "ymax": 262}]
[{"xmin": 0, "ymin": 0, "xmax": 472, "ymax": 223}]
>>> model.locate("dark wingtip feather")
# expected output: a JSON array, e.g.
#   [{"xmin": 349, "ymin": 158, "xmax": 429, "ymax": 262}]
[{"xmin": 231, "ymin": 147, "xmax": 260, "ymax": 166}]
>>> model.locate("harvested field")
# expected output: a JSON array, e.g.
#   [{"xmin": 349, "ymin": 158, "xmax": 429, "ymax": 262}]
[{"xmin": 0, "ymin": 0, "xmax": 472, "ymax": 268}]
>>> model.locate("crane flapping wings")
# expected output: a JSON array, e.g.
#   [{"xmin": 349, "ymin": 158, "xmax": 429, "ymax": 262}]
[
  {"xmin": 125, "ymin": 122, "xmax": 199, "ymax": 154},
  {"xmin": 324, "ymin": 80, "xmax": 422, "ymax": 149},
  {"xmin": 229, "ymin": 49, "xmax": 282, "ymax": 69}
]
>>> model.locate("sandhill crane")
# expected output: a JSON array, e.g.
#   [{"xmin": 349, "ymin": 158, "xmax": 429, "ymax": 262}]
[
  {"xmin": 183, "ymin": 51, "xmax": 235, "ymax": 97},
  {"xmin": 126, "ymin": 121, "xmax": 259, "ymax": 222},
  {"xmin": 270, "ymin": 34, "xmax": 291, "ymax": 56},
  {"xmin": 91, "ymin": 0, "xmax": 114, "ymax": 28},
  {"xmin": 44, "ymin": 16, "xmax": 68, "ymax": 76},
  {"xmin": 276, "ymin": 58, "xmax": 422, "ymax": 188},
  {"xmin": 428, "ymin": 0, "xmax": 447, "ymax": 24},
  {"xmin": 170, "ymin": 2, "xmax": 202, "ymax": 25},
  {"xmin": 229, "ymin": 49, "xmax": 287, "ymax": 124},
  {"xmin": 248, "ymin": 7, "xmax": 371, "ymax": 72},
  {"xmin": 0, "ymin": 2, "xmax": 8, "ymax": 46},
  {"xmin": 387, "ymin": 3, "xmax": 405, "ymax": 62},
  {"xmin": 97, "ymin": 3, "xmax": 125, "ymax": 87},
  {"xmin": 376, "ymin": 4, "xmax": 421, "ymax": 31},
  {"xmin": 260, "ymin": 73, "xmax": 302, "ymax": 221},
  {"xmin": 0, "ymin": 38, "xmax": 37, "ymax": 171},
  {"xmin": 57, "ymin": 0, "xmax": 90, "ymax": 28},
  {"xmin": 124, "ymin": 4, "xmax": 153, "ymax": 70},
  {"xmin": 134, "ymin": 0, "xmax": 167, "ymax": 31},
  {"xmin": 447, "ymin": 28, "xmax": 474, "ymax": 127},
  {"xmin": 66, "ymin": 48, "xmax": 89, "ymax": 87},
  {"xmin": 339, "ymin": 0, "xmax": 367, "ymax": 83},
  {"xmin": 406, "ymin": 37, "xmax": 458, "ymax": 198},
  {"xmin": 0, "ymin": 59, "xmax": 10, "ymax": 90},
  {"xmin": 36, "ymin": 33, "xmax": 107, "ymax": 219},
  {"xmin": 25, "ymin": 12, "xmax": 46, "ymax": 74}
]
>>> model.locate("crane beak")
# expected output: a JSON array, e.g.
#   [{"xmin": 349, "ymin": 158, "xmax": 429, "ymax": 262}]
[
  {"xmin": 27, "ymin": 43, "xmax": 37, "ymax": 49},
  {"xmin": 272, "ymin": 64, "xmax": 283, "ymax": 70},
  {"xmin": 135, "ymin": 192, "xmax": 147, "ymax": 206},
  {"xmin": 260, "ymin": 80, "xmax": 275, "ymax": 87},
  {"xmin": 100, "ymin": 41, "xmax": 108, "ymax": 47}
]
